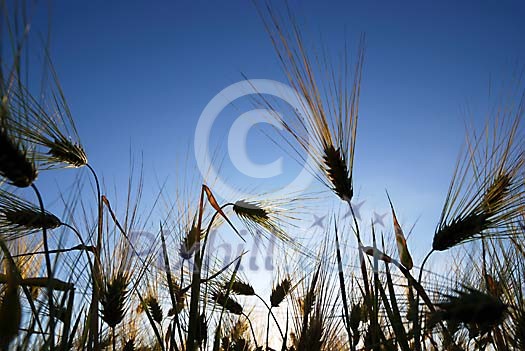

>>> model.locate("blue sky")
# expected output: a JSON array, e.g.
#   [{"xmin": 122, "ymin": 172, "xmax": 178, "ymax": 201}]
[{"xmin": 24, "ymin": 1, "xmax": 525, "ymax": 266}]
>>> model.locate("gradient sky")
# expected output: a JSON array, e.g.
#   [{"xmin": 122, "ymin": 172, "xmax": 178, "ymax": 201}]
[{"xmin": 25, "ymin": 1, "xmax": 525, "ymax": 268}]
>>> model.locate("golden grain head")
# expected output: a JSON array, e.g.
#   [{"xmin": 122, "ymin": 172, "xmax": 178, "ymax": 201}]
[
  {"xmin": 0, "ymin": 191, "xmax": 62, "ymax": 240},
  {"xmin": 233, "ymin": 200, "xmax": 269, "ymax": 223},
  {"xmin": 3, "ymin": 59, "xmax": 88, "ymax": 170},
  {"xmin": 145, "ymin": 296, "xmax": 163, "ymax": 324},
  {"xmin": 122, "ymin": 339, "xmax": 135, "ymax": 351},
  {"xmin": 270, "ymin": 278, "xmax": 291, "ymax": 308},
  {"xmin": 212, "ymin": 292, "xmax": 243, "ymax": 315},
  {"xmin": 0, "ymin": 126, "xmax": 37, "ymax": 188},
  {"xmin": 225, "ymin": 279, "xmax": 255, "ymax": 296},
  {"xmin": 433, "ymin": 287, "xmax": 507, "ymax": 332},
  {"xmin": 323, "ymin": 145, "xmax": 353, "ymax": 202},
  {"xmin": 349, "ymin": 304, "xmax": 362, "ymax": 333},
  {"xmin": 232, "ymin": 198, "xmax": 300, "ymax": 250},
  {"xmin": 257, "ymin": 4, "xmax": 363, "ymax": 204},
  {"xmin": 179, "ymin": 225, "xmax": 202, "ymax": 260},
  {"xmin": 100, "ymin": 273, "xmax": 129, "ymax": 329},
  {"xmin": 433, "ymin": 212, "xmax": 489, "ymax": 251},
  {"xmin": 433, "ymin": 171, "xmax": 517, "ymax": 251},
  {"xmin": 47, "ymin": 138, "xmax": 88, "ymax": 168},
  {"xmin": 4, "ymin": 208, "xmax": 61, "ymax": 231}
]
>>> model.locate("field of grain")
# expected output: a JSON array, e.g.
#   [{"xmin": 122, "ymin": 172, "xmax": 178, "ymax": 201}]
[{"xmin": 0, "ymin": 1, "xmax": 524, "ymax": 350}]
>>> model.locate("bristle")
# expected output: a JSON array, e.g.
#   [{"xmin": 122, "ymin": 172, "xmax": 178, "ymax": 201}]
[
  {"xmin": 258, "ymin": 4, "xmax": 362, "ymax": 204},
  {"xmin": 0, "ymin": 126, "xmax": 37, "ymax": 188},
  {"xmin": 47, "ymin": 138, "xmax": 88, "ymax": 168},
  {"xmin": 4, "ymin": 208, "xmax": 61, "ymax": 230},
  {"xmin": 270, "ymin": 278, "xmax": 291, "ymax": 308},
  {"xmin": 212, "ymin": 292, "xmax": 243, "ymax": 315},
  {"xmin": 323, "ymin": 145, "xmax": 353, "ymax": 201},
  {"xmin": 100, "ymin": 273, "xmax": 129, "ymax": 329},
  {"xmin": 515, "ymin": 309, "xmax": 525, "ymax": 350},
  {"xmin": 231, "ymin": 318, "xmax": 249, "ymax": 341},
  {"xmin": 481, "ymin": 173, "xmax": 511, "ymax": 213}
]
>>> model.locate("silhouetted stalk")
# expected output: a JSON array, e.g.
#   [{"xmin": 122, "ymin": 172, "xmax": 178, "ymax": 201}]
[
  {"xmin": 0, "ymin": 238, "xmax": 46, "ymax": 340},
  {"xmin": 347, "ymin": 201, "xmax": 373, "ymax": 347},
  {"xmin": 12, "ymin": 245, "xmax": 95, "ymax": 257},
  {"xmin": 160, "ymin": 224, "xmax": 184, "ymax": 350},
  {"xmin": 334, "ymin": 223, "xmax": 353, "ymax": 347},
  {"xmin": 186, "ymin": 186, "xmax": 206, "ymax": 351},
  {"xmin": 242, "ymin": 312, "xmax": 259, "ymax": 349},
  {"xmin": 414, "ymin": 250, "xmax": 434, "ymax": 350},
  {"xmin": 59, "ymin": 287, "xmax": 75, "ymax": 351},
  {"xmin": 87, "ymin": 164, "xmax": 101, "ymax": 351},
  {"xmin": 254, "ymin": 293, "xmax": 284, "ymax": 339},
  {"xmin": 136, "ymin": 289, "xmax": 165, "ymax": 351},
  {"xmin": 266, "ymin": 309, "xmax": 271, "ymax": 350},
  {"xmin": 371, "ymin": 226, "xmax": 380, "ymax": 351},
  {"xmin": 31, "ymin": 184, "xmax": 55, "ymax": 350}
]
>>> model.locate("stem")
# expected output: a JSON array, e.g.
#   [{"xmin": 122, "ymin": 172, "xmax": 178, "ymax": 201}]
[
  {"xmin": 334, "ymin": 222, "xmax": 353, "ymax": 346},
  {"xmin": 266, "ymin": 309, "xmax": 271, "ymax": 350},
  {"xmin": 174, "ymin": 263, "xmax": 185, "ymax": 348},
  {"xmin": 242, "ymin": 312, "xmax": 259, "ymax": 349},
  {"xmin": 11, "ymin": 245, "xmax": 94, "ymax": 257},
  {"xmin": 413, "ymin": 249, "xmax": 434, "ymax": 350},
  {"xmin": 481, "ymin": 238, "xmax": 489, "ymax": 289},
  {"xmin": 187, "ymin": 195, "xmax": 236, "ymax": 350},
  {"xmin": 59, "ymin": 287, "xmax": 75, "ymax": 351},
  {"xmin": 200, "ymin": 203, "xmax": 233, "ymax": 262},
  {"xmin": 254, "ymin": 293, "xmax": 284, "ymax": 339},
  {"xmin": 186, "ymin": 186, "xmax": 206, "ymax": 351},
  {"xmin": 347, "ymin": 200, "xmax": 372, "ymax": 349},
  {"xmin": 61, "ymin": 222, "xmax": 96, "ymax": 272},
  {"xmin": 417, "ymin": 250, "xmax": 434, "ymax": 288},
  {"xmin": 31, "ymin": 183, "xmax": 55, "ymax": 350},
  {"xmin": 159, "ymin": 224, "xmax": 184, "ymax": 350},
  {"xmin": 87, "ymin": 164, "xmax": 102, "ymax": 351}
]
